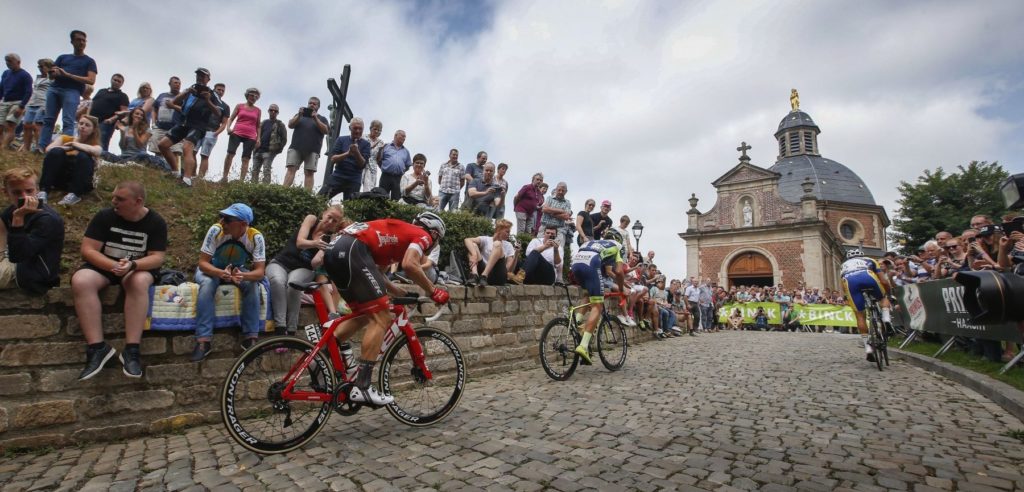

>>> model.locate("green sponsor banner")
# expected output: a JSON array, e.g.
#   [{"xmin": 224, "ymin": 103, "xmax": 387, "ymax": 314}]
[
  {"xmin": 717, "ymin": 302, "xmax": 857, "ymax": 327},
  {"xmin": 896, "ymin": 280, "xmax": 1022, "ymax": 343}
]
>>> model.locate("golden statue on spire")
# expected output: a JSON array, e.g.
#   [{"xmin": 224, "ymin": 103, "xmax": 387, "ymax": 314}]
[{"xmin": 790, "ymin": 88, "xmax": 800, "ymax": 112}]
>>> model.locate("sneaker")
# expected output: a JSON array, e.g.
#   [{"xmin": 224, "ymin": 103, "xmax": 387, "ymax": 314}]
[
  {"xmin": 181, "ymin": 176, "xmax": 193, "ymax": 187},
  {"xmin": 36, "ymin": 191, "xmax": 48, "ymax": 203},
  {"xmin": 190, "ymin": 341, "xmax": 212, "ymax": 362},
  {"xmin": 477, "ymin": 275, "xmax": 488, "ymax": 287},
  {"xmin": 688, "ymin": 330, "xmax": 697, "ymax": 337},
  {"xmin": 57, "ymin": 193, "xmax": 81, "ymax": 206},
  {"xmin": 574, "ymin": 345, "xmax": 593, "ymax": 365},
  {"xmin": 625, "ymin": 316, "xmax": 637, "ymax": 327},
  {"xmin": 464, "ymin": 274, "xmax": 478, "ymax": 287},
  {"xmin": 79, "ymin": 343, "xmax": 117, "ymax": 381},
  {"xmin": 240, "ymin": 337, "xmax": 258, "ymax": 350},
  {"xmin": 119, "ymin": 346, "xmax": 143, "ymax": 378},
  {"xmin": 348, "ymin": 386, "xmax": 394, "ymax": 406},
  {"xmin": 616, "ymin": 314, "xmax": 629, "ymax": 325},
  {"xmin": 866, "ymin": 352, "xmax": 876, "ymax": 362}
]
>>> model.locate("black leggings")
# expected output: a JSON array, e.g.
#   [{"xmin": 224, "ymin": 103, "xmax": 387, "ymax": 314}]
[{"xmin": 40, "ymin": 148, "xmax": 95, "ymax": 195}]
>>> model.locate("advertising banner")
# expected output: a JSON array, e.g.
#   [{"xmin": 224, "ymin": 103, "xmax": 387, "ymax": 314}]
[
  {"xmin": 717, "ymin": 302, "xmax": 857, "ymax": 327},
  {"xmin": 895, "ymin": 280, "xmax": 1022, "ymax": 343}
]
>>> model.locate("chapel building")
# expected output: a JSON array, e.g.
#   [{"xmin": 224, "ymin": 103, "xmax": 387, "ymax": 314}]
[{"xmin": 679, "ymin": 94, "xmax": 889, "ymax": 289}]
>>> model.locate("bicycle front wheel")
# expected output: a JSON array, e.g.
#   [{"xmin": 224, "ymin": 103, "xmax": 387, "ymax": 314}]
[
  {"xmin": 220, "ymin": 337, "xmax": 335, "ymax": 454},
  {"xmin": 380, "ymin": 327, "xmax": 466, "ymax": 427},
  {"xmin": 597, "ymin": 315, "xmax": 628, "ymax": 371},
  {"xmin": 539, "ymin": 317, "xmax": 580, "ymax": 381}
]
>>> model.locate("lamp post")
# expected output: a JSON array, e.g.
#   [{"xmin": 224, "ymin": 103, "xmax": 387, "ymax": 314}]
[{"xmin": 631, "ymin": 220, "xmax": 644, "ymax": 252}]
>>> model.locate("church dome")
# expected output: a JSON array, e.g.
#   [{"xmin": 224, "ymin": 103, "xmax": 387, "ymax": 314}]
[
  {"xmin": 776, "ymin": 110, "xmax": 819, "ymax": 133},
  {"xmin": 769, "ymin": 155, "xmax": 876, "ymax": 206}
]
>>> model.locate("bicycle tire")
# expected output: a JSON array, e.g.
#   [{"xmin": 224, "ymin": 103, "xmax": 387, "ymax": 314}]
[
  {"xmin": 597, "ymin": 315, "xmax": 628, "ymax": 371},
  {"xmin": 221, "ymin": 337, "xmax": 335, "ymax": 454},
  {"xmin": 539, "ymin": 317, "xmax": 580, "ymax": 381},
  {"xmin": 880, "ymin": 322, "xmax": 890, "ymax": 367},
  {"xmin": 867, "ymin": 306, "xmax": 884, "ymax": 371},
  {"xmin": 380, "ymin": 327, "xmax": 466, "ymax": 427}
]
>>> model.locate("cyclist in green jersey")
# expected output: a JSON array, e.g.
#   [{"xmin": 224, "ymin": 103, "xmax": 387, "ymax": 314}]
[{"xmin": 569, "ymin": 229, "xmax": 627, "ymax": 364}]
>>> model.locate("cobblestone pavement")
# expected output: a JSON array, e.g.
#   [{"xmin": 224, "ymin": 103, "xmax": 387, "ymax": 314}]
[{"xmin": 3, "ymin": 331, "xmax": 1024, "ymax": 491}]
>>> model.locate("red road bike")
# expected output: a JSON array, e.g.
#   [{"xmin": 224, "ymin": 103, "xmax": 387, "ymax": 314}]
[{"xmin": 220, "ymin": 281, "xmax": 465, "ymax": 454}]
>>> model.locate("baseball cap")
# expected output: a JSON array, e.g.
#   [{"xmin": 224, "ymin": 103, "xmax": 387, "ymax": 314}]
[
  {"xmin": 195, "ymin": 67, "xmax": 211, "ymax": 77},
  {"xmin": 601, "ymin": 200, "xmax": 612, "ymax": 207},
  {"xmin": 219, "ymin": 203, "xmax": 254, "ymax": 224}
]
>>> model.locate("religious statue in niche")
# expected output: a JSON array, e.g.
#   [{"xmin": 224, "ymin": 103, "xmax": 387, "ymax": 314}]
[{"xmin": 742, "ymin": 199, "xmax": 753, "ymax": 227}]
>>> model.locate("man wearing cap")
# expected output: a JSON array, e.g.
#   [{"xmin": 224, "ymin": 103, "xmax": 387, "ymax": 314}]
[
  {"xmin": 198, "ymin": 83, "xmax": 230, "ymax": 180},
  {"xmin": 150, "ymin": 76, "xmax": 184, "ymax": 168},
  {"xmin": 156, "ymin": 68, "xmax": 224, "ymax": 185},
  {"xmin": 74, "ymin": 181, "xmax": 167, "ymax": 380},
  {"xmin": 251, "ymin": 103, "xmax": 287, "ymax": 183},
  {"xmin": 191, "ymin": 203, "xmax": 267, "ymax": 361},
  {"xmin": 591, "ymin": 200, "xmax": 614, "ymax": 240}
]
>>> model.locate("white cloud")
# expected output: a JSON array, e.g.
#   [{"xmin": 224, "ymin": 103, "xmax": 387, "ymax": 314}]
[{"xmin": 6, "ymin": 0, "xmax": 1022, "ymax": 284}]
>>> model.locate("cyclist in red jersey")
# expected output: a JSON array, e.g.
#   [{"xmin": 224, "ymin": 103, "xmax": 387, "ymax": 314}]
[{"xmin": 319, "ymin": 212, "xmax": 449, "ymax": 405}]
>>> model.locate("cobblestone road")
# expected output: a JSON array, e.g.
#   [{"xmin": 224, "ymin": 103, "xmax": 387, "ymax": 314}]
[{"xmin": 3, "ymin": 332, "xmax": 1024, "ymax": 491}]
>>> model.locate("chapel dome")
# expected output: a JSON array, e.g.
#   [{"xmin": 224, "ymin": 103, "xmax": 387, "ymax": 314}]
[
  {"xmin": 776, "ymin": 110, "xmax": 819, "ymax": 133},
  {"xmin": 769, "ymin": 155, "xmax": 877, "ymax": 206}
]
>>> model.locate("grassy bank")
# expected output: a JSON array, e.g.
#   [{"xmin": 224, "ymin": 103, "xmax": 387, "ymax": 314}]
[{"xmin": 897, "ymin": 338, "xmax": 1024, "ymax": 392}]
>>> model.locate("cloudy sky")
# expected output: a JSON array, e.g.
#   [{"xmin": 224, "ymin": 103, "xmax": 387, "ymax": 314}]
[{"xmin": 9, "ymin": 0, "xmax": 1023, "ymax": 282}]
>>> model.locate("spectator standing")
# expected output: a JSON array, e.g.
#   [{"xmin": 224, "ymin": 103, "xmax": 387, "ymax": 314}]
[
  {"xmin": 534, "ymin": 182, "xmax": 549, "ymax": 234},
  {"xmin": 126, "ymin": 82, "xmax": 154, "ymax": 121},
  {"xmin": 464, "ymin": 219, "xmax": 516, "ymax": 287},
  {"xmin": 89, "ymin": 73, "xmax": 129, "ymax": 151},
  {"xmin": 377, "ymin": 130, "xmax": 412, "ymax": 200},
  {"xmin": 250, "ymin": 104, "xmax": 287, "ymax": 183},
  {"xmin": 220, "ymin": 87, "xmax": 262, "ymax": 183},
  {"xmin": 591, "ymin": 200, "xmax": 614, "ymax": 240},
  {"xmin": 362, "ymin": 120, "xmax": 385, "ymax": 192},
  {"xmin": 400, "ymin": 154, "xmax": 433, "ymax": 206},
  {"xmin": 149, "ymin": 76, "xmax": 183, "ymax": 167},
  {"xmin": 198, "ymin": 83, "xmax": 229, "ymax": 179},
  {"xmin": 437, "ymin": 149, "xmax": 464, "ymax": 212},
  {"xmin": 0, "ymin": 54, "xmax": 34, "ymax": 150},
  {"xmin": 523, "ymin": 224, "xmax": 562, "ymax": 285},
  {"xmin": 0, "ymin": 167, "xmax": 64, "ymax": 295},
  {"xmin": 575, "ymin": 199, "xmax": 596, "ymax": 245},
  {"xmin": 326, "ymin": 117, "xmax": 371, "ymax": 200},
  {"xmin": 493, "ymin": 163, "xmax": 509, "ymax": 219},
  {"xmin": 157, "ymin": 68, "xmax": 224, "ymax": 184},
  {"xmin": 512, "ymin": 173, "xmax": 544, "ymax": 236},
  {"xmin": 540, "ymin": 182, "xmax": 573, "ymax": 246},
  {"xmin": 466, "ymin": 162, "xmax": 503, "ymax": 218},
  {"xmin": 684, "ymin": 277, "xmax": 701, "ymax": 329},
  {"xmin": 38, "ymin": 115, "xmax": 101, "ymax": 206},
  {"xmin": 191, "ymin": 203, "xmax": 267, "ymax": 361},
  {"xmin": 74, "ymin": 181, "xmax": 167, "ymax": 380},
  {"xmin": 39, "ymin": 30, "xmax": 97, "ymax": 149},
  {"xmin": 284, "ymin": 97, "xmax": 329, "ymax": 190},
  {"xmin": 18, "ymin": 59, "xmax": 53, "ymax": 152},
  {"xmin": 612, "ymin": 214, "xmax": 634, "ymax": 260},
  {"xmin": 463, "ymin": 151, "xmax": 487, "ymax": 205}
]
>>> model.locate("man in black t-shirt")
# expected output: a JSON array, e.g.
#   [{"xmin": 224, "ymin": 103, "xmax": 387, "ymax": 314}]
[
  {"xmin": 89, "ymin": 73, "xmax": 129, "ymax": 151},
  {"xmin": 157, "ymin": 68, "xmax": 223, "ymax": 184},
  {"xmin": 73, "ymin": 181, "xmax": 167, "ymax": 381}
]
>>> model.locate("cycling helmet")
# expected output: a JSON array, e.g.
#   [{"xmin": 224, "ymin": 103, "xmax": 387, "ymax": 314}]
[
  {"xmin": 846, "ymin": 248, "xmax": 864, "ymax": 259},
  {"xmin": 603, "ymin": 228, "xmax": 624, "ymax": 243},
  {"xmin": 413, "ymin": 211, "xmax": 446, "ymax": 241}
]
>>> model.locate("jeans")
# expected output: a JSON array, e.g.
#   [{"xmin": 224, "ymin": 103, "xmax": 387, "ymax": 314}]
[
  {"xmin": 98, "ymin": 122, "xmax": 116, "ymax": 151},
  {"xmin": 523, "ymin": 250, "xmax": 555, "ymax": 285},
  {"xmin": 659, "ymin": 307, "xmax": 677, "ymax": 332},
  {"xmin": 699, "ymin": 305, "xmax": 714, "ymax": 330},
  {"xmin": 438, "ymin": 191, "xmax": 460, "ymax": 211},
  {"xmin": 39, "ymin": 86, "xmax": 80, "ymax": 148},
  {"xmin": 266, "ymin": 262, "xmax": 314, "ymax": 332},
  {"xmin": 194, "ymin": 268, "xmax": 260, "ymax": 340}
]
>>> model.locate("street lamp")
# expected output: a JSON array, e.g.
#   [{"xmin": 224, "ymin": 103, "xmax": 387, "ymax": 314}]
[{"xmin": 631, "ymin": 220, "xmax": 644, "ymax": 252}]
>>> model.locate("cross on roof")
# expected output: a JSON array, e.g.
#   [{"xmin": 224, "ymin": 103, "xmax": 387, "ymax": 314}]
[{"xmin": 737, "ymin": 141, "xmax": 751, "ymax": 161}]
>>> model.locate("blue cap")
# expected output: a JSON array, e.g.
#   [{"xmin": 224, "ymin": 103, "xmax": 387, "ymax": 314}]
[{"xmin": 219, "ymin": 203, "xmax": 254, "ymax": 224}]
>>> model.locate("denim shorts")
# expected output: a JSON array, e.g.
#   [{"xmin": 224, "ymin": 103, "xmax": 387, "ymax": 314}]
[
  {"xmin": 23, "ymin": 105, "xmax": 45, "ymax": 124},
  {"xmin": 199, "ymin": 131, "xmax": 218, "ymax": 157}
]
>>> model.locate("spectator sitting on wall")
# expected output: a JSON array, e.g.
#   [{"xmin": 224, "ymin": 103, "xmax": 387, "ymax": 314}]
[
  {"xmin": 38, "ymin": 114, "xmax": 101, "ymax": 207},
  {"xmin": 0, "ymin": 167, "xmax": 64, "ymax": 295},
  {"xmin": 191, "ymin": 203, "xmax": 267, "ymax": 362},
  {"xmin": 464, "ymin": 218, "xmax": 515, "ymax": 287},
  {"xmin": 523, "ymin": 224, "xmax": 562, "ymax": 285},
  {"xmin": 75, "ymin": 181, "xmax": 167, "ymax": 380}
]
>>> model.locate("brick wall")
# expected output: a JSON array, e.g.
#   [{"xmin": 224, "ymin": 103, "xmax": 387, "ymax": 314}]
[
  {"xmin": 824, "ymin": 209, "xmax": 881, "ymax": 248},
  {"xmin": 0, "ymin": 286, "xmax": 657, "ymax": 450},
  {"xmin": 699, "ymin": 240, "xmax": 805, "ymax": 286}
]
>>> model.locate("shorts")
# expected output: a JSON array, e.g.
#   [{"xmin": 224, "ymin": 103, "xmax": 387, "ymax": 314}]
[
  {"xmin": 78, "ymin": 263, "xmax": 158, "ymax": 286},
  {"xmin": 199, "ymin": 131, "xmax": 218, "ymax": 157},
  {"xmin": 165, "ymin": 124, "xmax": 206, "ymax": 147},
  {"xmin": 226, "ymin": 133, "xmax": 256, "ymax": 159},
  {"xmin": 0, "ymin": 257, "xmax": 16, "ymax": 289},
  {"xmin": 150, "ymin": 127, "xmax": 184, "ymax": 153},
  {"xmin": 321, "ymin": 235, "xmax": 389, "ymax": 313},
  {"xmin": 22, "ymin": 105, "xmax": 45, "ymax": 124},
  {"xmin": 0, "ymin": 101, "xmax": 22, "ymax": 125},
  {"xmin": 286, "ymin": 148, "xmax": 319, "ymax": 171},
  {"xmin": 842, "ymin": 270, "xmax": 886, "ymax": 312},
  {"xmin": 570, "ymin": 262, "xmax": 604, "ymax": 303}
]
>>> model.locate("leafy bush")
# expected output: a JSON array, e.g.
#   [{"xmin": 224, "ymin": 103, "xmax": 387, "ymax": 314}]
[{"xmin": 190, "ymin": 183, "xmax": 325, "ymax": 257}]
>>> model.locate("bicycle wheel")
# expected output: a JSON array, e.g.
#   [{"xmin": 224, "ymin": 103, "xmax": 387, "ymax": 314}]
[
  {"xmin": 879, "ymin": 322, "xmax": 890, "ymax": 367},
  {"xmin": 221, "ymin": 337, "xmax": 335, "ymax": 454},
  {"xmin": 597, "ymin": 315, "xmax": 628, "ymax": 371},
  {"xmin": 867, "ymin": 309, "xmax": 884, "ymax": 371},
  {"xmin": 539, "ymin": 317, "xmax": 580, "ymax": 381},
  {"xmin": 380, "ymin": 327, "xmax": 466, "ymax": 427}
]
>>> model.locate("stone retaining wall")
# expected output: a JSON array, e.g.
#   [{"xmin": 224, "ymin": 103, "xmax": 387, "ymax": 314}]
[{"xmin": 0, "ymin": 284, "xmax": 653, "ymax": 450}]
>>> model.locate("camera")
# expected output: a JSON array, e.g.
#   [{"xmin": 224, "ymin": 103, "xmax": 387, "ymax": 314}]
[
  {"xmin": 302, "ymin": 107, "xmax": 312, "ymax": 117},
  {"xmin": 17, "ymin": 197, "xmax": 26, "ymax": 208},
  {"xmin": 192, "ymin": 84, "xmax": 210, "ymax": 94}
]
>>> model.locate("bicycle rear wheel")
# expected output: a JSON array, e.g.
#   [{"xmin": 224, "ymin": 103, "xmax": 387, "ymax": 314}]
[
  {"xmin": 539, "ymin": 317, "xmax": 580, "ymax": 381},
  {"xmin": 221, "ymin": 337, "xmax": 335, "ymax": 454},
  {"xmin": 597, "ymin": 315, "xmax": 628, "ymax": 371},
  {"xmin": 867, "ymin": 307, "xmax": 884, "ymax": 371},
  {"xmin": 380, "ymin": 327, "xmax": 466, "ymax": 427}
]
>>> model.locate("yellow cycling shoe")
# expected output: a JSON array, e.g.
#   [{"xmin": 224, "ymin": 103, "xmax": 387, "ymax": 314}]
[{"xmin": 574, "ymin": 346, "xmax": 592, "ymax": 365}]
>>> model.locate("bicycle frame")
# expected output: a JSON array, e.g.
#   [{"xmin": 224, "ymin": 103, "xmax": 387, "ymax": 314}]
[{"xmin": 557, "ymin": 282, "xmax": 626, "ymax": 330}]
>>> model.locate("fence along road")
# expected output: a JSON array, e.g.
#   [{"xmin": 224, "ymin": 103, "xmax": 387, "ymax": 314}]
[{"xmin": 2, "ymin": 331, "xmax": 1023, "ymax": 491}]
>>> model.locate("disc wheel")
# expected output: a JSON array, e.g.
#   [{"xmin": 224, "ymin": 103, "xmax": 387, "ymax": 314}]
[
  {"xmin": 539, "ymin": 317, "xmax": 580, "ymax": 381},
  {"xmin": 220, "ymin": 337, "xmax": 335, "ymax": 454},
  {"xmin": 597, "ymin": 315, "xmax": 628, "ymax": 371},
  {"xmin": 380, "ymin": 327, "xmax": 466, "ymax": 427}
]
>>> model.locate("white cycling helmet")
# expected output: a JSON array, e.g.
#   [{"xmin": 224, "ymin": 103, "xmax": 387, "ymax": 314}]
[
  {"xmin": 413, "ymin": 211, "xmax": 446, "ymax": 241},
  {"xmin": 846, "ymin": 248, "xmax": 864, "ymax": 259},
  {"xmin": 603, "ymin": 228, "xmax": 624, "ymax": 244}
]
